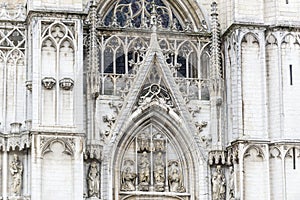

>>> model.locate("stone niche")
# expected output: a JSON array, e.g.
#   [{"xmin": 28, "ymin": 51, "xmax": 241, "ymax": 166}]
[
  {"xmin": 41, "ymin": 141, "xmax": 73, "ymax": 200},
  {"xmin": 118, "ymin": 124, "xmax": 190, "ymax": 200}
]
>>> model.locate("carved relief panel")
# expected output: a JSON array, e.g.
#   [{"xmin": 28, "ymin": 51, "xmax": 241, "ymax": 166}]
[{"xmin": 119, "ymin": 124, "xmax": 187, "ymax": 196}]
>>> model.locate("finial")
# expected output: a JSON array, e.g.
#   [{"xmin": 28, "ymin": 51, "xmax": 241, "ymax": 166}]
[
  {"xmin": 211, "ymin": 2, "xmax": 218, "ymax": 15},
  {"xmin": 151, "ymin": 0, "xmax": 157, "ymax": 15},
  {"xmin": 91, "ymin": 0, "xmax": 97, "ymax": 7},
  {"xmin": 150, "ymin": 0, "xmax": 157, "ymax": 30}
]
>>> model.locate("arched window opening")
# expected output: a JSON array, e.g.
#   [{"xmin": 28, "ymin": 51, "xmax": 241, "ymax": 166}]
[{"xmin": 94, "ymin": 0, "xmax": 211, "ymax": 101}]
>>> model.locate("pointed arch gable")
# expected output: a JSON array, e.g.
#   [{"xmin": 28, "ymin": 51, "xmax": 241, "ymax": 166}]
[
  {"xmin": 108, "ymin": 104, "xmax": 205, "ymax": 199},
  {"xmin": 95, "ymin": 0, "xmax": 210, "ymax": 32},
  {"xmin": 100, "ymin": 45, "xmax": 208, "ymax": 198}
]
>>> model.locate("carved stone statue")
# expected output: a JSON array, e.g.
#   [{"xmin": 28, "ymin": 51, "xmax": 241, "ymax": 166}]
[
  {"xmin": 154, "ymin": 139, "xmax": 165, "ymax": 152},
  {"xmin": 10, "ymin": 154, "xmax": 23, "ymax": 195},
  {"xmin": 121, "ymin": 161, "xmax": 136, "ymax": 191},
  {"xmin": 154, "ymin": 152, "xmax": 165, "ymax": 191},
  {"xmin": 212, "ymin": 165, "xmax": 226, "ymax": 200},
  {"xmin": 137, "ymin": 134, "xmax": 150, "ymax": 152},
  {"xmin": 87, "ymin": 161, "xmax": 100, "ymax": 198},
  {"xmin": 138, "ymin": 152, "xmax": 150, "ymax": 190},
  {"xmin": 228, "ymin": 166, "xmax": 235, "ymax": 200},
  {"xmin": 168, "ymin": 161, "xmax": 185, "ymax": 193}
]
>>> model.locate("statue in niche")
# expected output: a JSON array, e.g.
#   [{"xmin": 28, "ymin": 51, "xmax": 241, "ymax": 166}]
[
  {"xmin": 168, "ymin": 161, "xmax": 186, "ymax": 193},
  {"xmin": 138, "ymin": 152, "xmax": 150, "ymax": 190},
  {"xmin": 87, "ymin": 161, "xmax": 100, "ymax": 198},
  {"xmin": 212, "ymin": 165, "xmax": 226, "ymax": 200},
  {"xmin": 121, "ymin": 160, "xmax": 136, "ymax": 191},
  {"xmin": 137, "ymin": 134, "xmax": 150, "ymax": 152},
  {"xmin": 10, "ymin": 154, "xmax": 23, "ymax": 195},
  {"xmin": 228, "ymin": 166, "xmax": 235, "ymax": 200},
  {"xmin": 154, "ymin": 152, "xmax": 165, "ymax": 191}
]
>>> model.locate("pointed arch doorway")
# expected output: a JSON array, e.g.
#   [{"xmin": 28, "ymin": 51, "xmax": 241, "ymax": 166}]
[{"xmin": 113, "ymin": 107, "xmax": 193, "ymax": 200}]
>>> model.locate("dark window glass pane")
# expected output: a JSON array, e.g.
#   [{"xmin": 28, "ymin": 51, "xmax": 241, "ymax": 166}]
[
  {"xmin": 104, "ymin": 49, "xmax": 113, "ymax": 73},
  {"xmin": 177, "ymin": 55, "xmax": 186, "ymax": 77},
  {"xmin": 116, "ymin": 52, "xmax": 125, "ymax": 74}
]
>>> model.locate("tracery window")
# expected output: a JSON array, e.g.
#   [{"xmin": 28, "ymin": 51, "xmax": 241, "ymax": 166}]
[{"xmin": 95, "ymin": 0, "xmax": 211, "ymax": 99}]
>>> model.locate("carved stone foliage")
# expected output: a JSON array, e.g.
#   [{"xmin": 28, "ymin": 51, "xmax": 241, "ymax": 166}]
[
  {"xmin": 211, "ymin": 165, "xmax": 226, "ymax": 200},
  {"xmin": 120, "ymin": 125, "xmax": 186, "ymax": 193}
]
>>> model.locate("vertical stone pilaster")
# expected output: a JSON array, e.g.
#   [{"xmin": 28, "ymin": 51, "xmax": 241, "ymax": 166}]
[{"xmin": 210, "ymin": 2, "xmax": 224, "ymax": 149}]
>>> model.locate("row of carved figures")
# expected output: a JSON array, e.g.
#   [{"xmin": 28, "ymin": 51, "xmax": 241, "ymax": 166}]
[
  {"xmin": 212, "ymin": 165, "xmax": 235, "ymax": 200},
  {"xmin": 121, "ymin": 151, "xmax": 186, "ymax": 193}
]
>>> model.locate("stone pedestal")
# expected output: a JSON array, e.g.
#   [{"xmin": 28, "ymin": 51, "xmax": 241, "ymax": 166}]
[
  {"xmin": 10, "ymin": 122, "xmax": 22, "ymax": 134},
  {"xmin": 8, "ymin": 196, "xmax": 25, "ymax": 200},
  {"xmin": 86, "ymin": 197, "xmax": 100, "ymax": 200}
]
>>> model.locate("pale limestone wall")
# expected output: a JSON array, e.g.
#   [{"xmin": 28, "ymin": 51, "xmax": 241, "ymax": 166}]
[
  {"xmin": 217, "ymin": 0, "xmax": 300, "ymax": 31},
  {"xmin": 1, "ymin": 0, "xmax": 300, "ymax": 200},
  {"xmin": 28, "ymin": 0, "xmax": 83, "ymax": 11},
  {"xmin": 266, "ymin": 33, "xmax": 281, "ymax": 139}
]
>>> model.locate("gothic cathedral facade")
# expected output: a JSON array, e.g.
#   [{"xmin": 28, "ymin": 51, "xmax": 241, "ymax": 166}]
[{"xmin": 0, "ymin": 0, "xmax": 299, "ymax": 199}]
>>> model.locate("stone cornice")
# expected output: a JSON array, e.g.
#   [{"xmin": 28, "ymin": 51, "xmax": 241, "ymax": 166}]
[
  {"xmin": 222, "ymin": 22, "xmax": 300, "ymax": 39},
  {"xmin": 0, "ymin": 131, "xmax": 30, "ymax": 151}
]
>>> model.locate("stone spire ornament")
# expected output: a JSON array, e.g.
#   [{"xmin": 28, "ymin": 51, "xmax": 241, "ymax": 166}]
[
  {"xmin": 210, "ymin": 2, "xmax": 224, "ymax": 149},
  {"xmin": 149, "ymin": 0, "xmax": 160, "ymax": 52},
  {"xmin": 87, "ymin": 0, "xmax": 100, "ymax": 99}
]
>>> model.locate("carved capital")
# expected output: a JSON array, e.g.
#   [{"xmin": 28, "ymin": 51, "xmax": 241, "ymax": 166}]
[
  {"xmin": 10, "ymin": 122, "xmax": 22, "ymax": 134},
  {"xmin": 209, "ymin": 150, "xmax": 227, "ymax": 165},
  {"xmin": 41, "ymin": 77, "xmax": 56, "ymax": 90},
  {"xmin": 25, "ymin": 80, "xmax": 32, "ymax": 92},
  {"xmin": 85, "ymin": 144, "xmax": 102, "ymax": 160},
  {"xmin": 7, "ymin": 132, "xmax": 30, "ymax": 151},
  {"xmin": 59, "ymin": 77, "xmax": 74, "ymax": 90}
]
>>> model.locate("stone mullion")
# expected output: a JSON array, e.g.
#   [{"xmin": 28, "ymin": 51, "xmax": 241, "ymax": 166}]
[
  {"xmin": 259, "ymin": 30, "xmax": 268, "ymax": 138},
  {"xmin": 2, "ymin": 60, "xmax": 7, "ymax": 131},
  {"xmin": 276, "ymin": 31, "xmax": 284, "ymax": 138}
]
